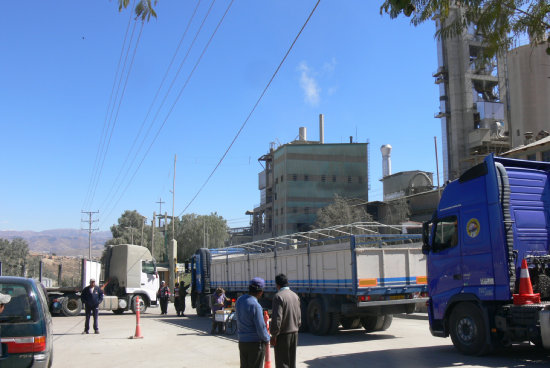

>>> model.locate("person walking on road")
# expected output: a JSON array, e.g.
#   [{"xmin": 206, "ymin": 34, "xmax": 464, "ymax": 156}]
[
  {"xmin": 235, "ymin": 277, "xmax": 271, "ymax": 368},
  {"xmin": 270, "ymin": 274, "xmax": 301, "ymax": 368},
  {"xmin": 157, "ymin": 280, "xmax": 170, "ymax": 315},
  {"xmin": 81, "ymin": 278, "xmax": 103, "ymax": 334}
]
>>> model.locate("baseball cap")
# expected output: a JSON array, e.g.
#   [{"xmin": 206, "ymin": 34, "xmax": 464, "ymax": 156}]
[
  {"xmin": 249, "ymin": 277, "xmax": 265, "ymax": 291},
  {"xmin": 0, "ymin": 292, "xmax": 11, "ymax": 304},
  {"xmin": 89, "ymin": 278, "xmax": 96, "ymax": 283}
]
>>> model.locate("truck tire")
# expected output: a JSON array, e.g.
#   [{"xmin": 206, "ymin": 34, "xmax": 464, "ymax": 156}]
[
  {"xmin": 299, "ymin": 300, "xmax": 309, "ymax": 332},
  {"xmin": 327, "ymin": 313, "xmax": 340, "ymax": 334},
  {"xmin": 61, "ymin": 296, "xmax": 82, "ymax": 316},
  {"xmin": 307, "ymin": 298, "xmax": 330, "ymax": 335},
  {"xmin": 131, "ymin": 295, "xmax": 147, "ymax": 314},
  {"xmin": 360, "ymin": 316, "xmax": 384, "ymax": 332},
  {"xmin": 340, "ymin": 317, "xmax": 361, "ymax": 330},
  {"xmin": 378, "ymin": 315, "xmax": 393, "ymax": 331},
  {"xmin": 112, "ymin": 309, "xmax": 125, "ymax": 315},
  {"xmin": 449, "ymin": 303, "xmax": 489, "ymax": 356}
]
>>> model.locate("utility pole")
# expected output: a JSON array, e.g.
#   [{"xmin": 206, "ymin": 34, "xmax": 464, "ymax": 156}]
[
  {"xmin": 151, "ymin": 212, "xmax": 156, "ymax": 259},
  {"xmin": 124, "ymin": 226, "xmax": 135, "ymax": 244},
  {"xmin": 156, "ymin": 198, "xmax": 165, "ymax": 228},
  {"xmin": 141, "ymin": 216, "xmax": 147, "ymax": 247},
  {"xmin": 81, "ymin": 210, "xmax": 99, "ymax": 260},
  {"xmin": 169, "ymin": 154, "xmax": 178, "ymax": 297},
  {"xmin": 434, "ymin": 136, "xmax": 441, "ymax": 199}
]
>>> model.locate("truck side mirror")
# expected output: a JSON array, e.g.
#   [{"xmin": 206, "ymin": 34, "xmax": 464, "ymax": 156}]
[{"xmin": 422, "ymin": 222, "xmax": 431, "ymax": 254}]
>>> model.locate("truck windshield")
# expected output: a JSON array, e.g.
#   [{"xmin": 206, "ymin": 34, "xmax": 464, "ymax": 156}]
[{"xmin": 142, "ymin": 261, "xmax": 156, "ymax": 274}]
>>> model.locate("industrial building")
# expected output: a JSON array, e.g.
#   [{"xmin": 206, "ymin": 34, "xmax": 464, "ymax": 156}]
[
  {"xmin": 434, "ymin": 5, "xmax": 510, "ymax": 181},
  {"xmin": 251, "ymin": 115, "xmax": 369, "ymax": 239}
]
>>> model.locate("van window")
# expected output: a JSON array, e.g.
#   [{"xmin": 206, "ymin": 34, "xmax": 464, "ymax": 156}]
[
  {"xmin": 433, "ymin": 216, "xmax": 458, "ymax": 252},
  {"xmin": 0, "ymin": 283, "xmax": 39, "ymax": 323}
]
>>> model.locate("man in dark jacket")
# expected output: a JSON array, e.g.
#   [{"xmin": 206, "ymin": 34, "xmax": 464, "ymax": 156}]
[
  {"xmin": 81, "ymin": 278, "xmax": 103, "ymax": 334},
  {"xmin": 270, "ymin": 274, "xmax": 301, "ymax": 368}
]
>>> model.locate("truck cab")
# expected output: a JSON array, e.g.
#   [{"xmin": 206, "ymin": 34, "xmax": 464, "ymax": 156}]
[{"xmin": 423, "ymin": 154, "xmax": 550, "ymax": 354}]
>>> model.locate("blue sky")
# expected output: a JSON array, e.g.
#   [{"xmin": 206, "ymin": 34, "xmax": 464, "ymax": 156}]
[{"xmin": 0, "ymin": 0, "xmax": 441, "ymax": 232}]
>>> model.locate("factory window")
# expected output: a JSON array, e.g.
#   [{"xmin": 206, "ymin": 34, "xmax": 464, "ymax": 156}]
[
  {"xmin": 304, "ymin": 175, "xmax": 309, "ymax": 181},
  {"xmin": 332, "ymin": 175, "xmax": 336, "ymax": 183},
  {"xmin": 358, "ymin": 176, "xmax": 363, "ymax": 184},
  {"xmin": 281, "ymin": 207, "xmax": 284, "ymax": 215},
  {"xmin": 321, "ymin": 175, "xmax": 326, "ymax": 183},
  {"xmin": 348, "ymin": 176, "xmax": 352, "ymax": 184},
  {"xmin": 281, "ymin": 175, "xmax": 284, "ymax": 182},
  {"xmin": 275, "ymin": 209, "xmax": 278, "ymax": 216},
  {"xmin": 527, "ymin": 154, "xmax": 537, "ymax": 161},
  {"xmin": 542, "ymin": 150, "xmax": 550, "ymax": 162},
  {"xmin": 292, "ymin": 174, "xmax": 297, "ymax": 181},
  {"xmin": 293, "ymin": 207, "xmax": 297, "ymax": 214},
  {"xmin": 275, "ymin": 177, "xmax": 278, "ymax": 184}
]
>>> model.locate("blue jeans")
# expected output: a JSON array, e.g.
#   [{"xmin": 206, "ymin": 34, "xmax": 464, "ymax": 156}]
[{"xmin": 84, "ymin": 305, "xmax": 99, "ymax": 332}]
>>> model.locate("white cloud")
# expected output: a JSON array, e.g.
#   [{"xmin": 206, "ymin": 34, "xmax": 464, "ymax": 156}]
[
  {"xmin": 322, "ymin": 57, "xmax": 337, "ymax": 74},
  {"xmin": 298, "ymin": 61, "xmax": 320, "ymax": 106}
]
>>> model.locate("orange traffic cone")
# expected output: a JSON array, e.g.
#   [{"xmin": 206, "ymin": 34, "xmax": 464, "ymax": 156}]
[
  {"xmin": 513, "ymin": 259, "xmax": 541, "ymax": 305},
  {"xmin": 263, "ymin": 310, "xmax": 272, "ymax": 368},
  {"xmin": 131, "ymin": 296, "xmax": 144, "ymax": 339}
]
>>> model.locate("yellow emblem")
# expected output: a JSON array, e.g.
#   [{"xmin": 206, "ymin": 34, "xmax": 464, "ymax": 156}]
[{"xmin": 466, "ymin": 218, "xmax": 480, "ymax": 238}]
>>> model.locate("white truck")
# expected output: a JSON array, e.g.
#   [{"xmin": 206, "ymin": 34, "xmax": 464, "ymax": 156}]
[
  {"xmin": 191, "ymin": 224, "xmax": 429, "ymax": 335},
  {"xmin": 48, "ymin": 244, "xmax": 160, "ymax": 316}
]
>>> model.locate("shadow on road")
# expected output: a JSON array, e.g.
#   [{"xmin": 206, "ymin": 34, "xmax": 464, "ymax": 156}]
[
  {"xmin": 303, "ymin": 344, "xmax": 550, "ymax": 367},
  {"xmin": 155, "ymin": 315, "xmax": 239, "ymax": 342}
]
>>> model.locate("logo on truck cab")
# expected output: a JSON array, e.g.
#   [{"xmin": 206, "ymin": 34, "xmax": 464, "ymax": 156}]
[{"xmin": 466, "ymin": 218, "xmax": 480, "ymax": 238}]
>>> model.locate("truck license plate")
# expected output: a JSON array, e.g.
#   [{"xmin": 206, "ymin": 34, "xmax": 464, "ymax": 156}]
[{"xmin": 389, "ymin": 295, "xmax": 404, "ymax": 300}]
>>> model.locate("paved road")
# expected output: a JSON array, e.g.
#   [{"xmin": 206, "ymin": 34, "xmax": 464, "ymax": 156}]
[{"xmin": 52, "ymin": 301, "xmax": 550, "ymax": 368}]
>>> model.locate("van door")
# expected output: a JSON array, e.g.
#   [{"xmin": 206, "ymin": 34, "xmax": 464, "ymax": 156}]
[{"xmin": 427, "ymin": 214, "xmax": 463, "ymax": 320}]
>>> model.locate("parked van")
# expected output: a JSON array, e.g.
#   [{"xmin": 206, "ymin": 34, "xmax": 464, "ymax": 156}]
[{"xmin": 0, "ymin": 276, "xmax": 53, "ymax": 367}]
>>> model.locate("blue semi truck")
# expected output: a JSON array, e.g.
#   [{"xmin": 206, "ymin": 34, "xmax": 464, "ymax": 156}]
[{"xmin": 422, "ymin": 154, "xmax": 550, "ymax": 354}]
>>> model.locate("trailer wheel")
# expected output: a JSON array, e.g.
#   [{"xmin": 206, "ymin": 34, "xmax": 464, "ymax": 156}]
[
  {"xmin": 307, "ymin": 298, "xmax": 330, "ymax": 335},
  {"xmin": 340, "ymin": 317, "xmax": 361, "ymax": 330},
  {"xmin": 131, "ymin": 295, "xmax": 147, "ymax": 314},
  {"xmin": 360, "ymin": 316, "xmax": 383, "ymax": 332},
  {"xmin": 449, "ymin": 303, "xmax": 489, "ymax": 355},
  {"xmin": 378, "ymin": 315, "xmax": 393, "ymax": 331},
  {"xmin": 61, "ymin": 296, "xmax": 82, "ymax": 316},
  {"xmin": 299, "ymin": 300, "xmax": 309, "ymax": 332}
]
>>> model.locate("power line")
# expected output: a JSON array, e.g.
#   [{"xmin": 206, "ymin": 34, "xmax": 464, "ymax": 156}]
[
  {"xmin": 179, "ymin": 0, "xmax": 321, "ymax": 216},
  {"xmin": 97, "ymin": 0, "xmax": 204, "ymax": 211},
  {"xmin": 82, "ymin": 7, "xmax": 135, "ymax": 210},
  {"xmin": 99, "ymin": 0, "xmax": 235, "ymax": 227}
]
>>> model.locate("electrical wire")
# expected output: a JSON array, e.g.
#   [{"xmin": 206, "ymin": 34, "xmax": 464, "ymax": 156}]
[
  {"xmin": 97, "ymin": 0, "xmax": 204, "ymax": 212},
  {"xmin": 99, "ymin": 0, "xmax": 235, "ymax": 227},
  {"xmin": 82, "ymin": 6, "xmax": 135, "ymax": 210},
  {"xmin": 179, "ymin": 0, "xmax": 322, "ymax": 216}
]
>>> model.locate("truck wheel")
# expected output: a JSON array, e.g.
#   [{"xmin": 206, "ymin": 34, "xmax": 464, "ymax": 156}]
[
  {"xmin": 112, "ymin": 309, "xmax": 124, "ymax": 315},
  {"xmin": 341, "ymin": 317, "xmax": 361, "ymax": 330},
  {"xmin": 378, "ymin": 315, "xmax": 393, "ymax": 331},
  {"xmin": 61, "ymin": 296, "xmax": 82, "ymax": 316},
  {"xmin": 131, "ymin": 295, "xmax": 147, "ymax": 314},
  {"xmin": 299, "ymin": 300, "xmax": 309, "ymax": 332},
  {"xmin": 327, "ymin": 313, "xmax": 340, "ymax": 334},
  {"xmin": 307, "ymin": 298, "xmax": 330, "ymax": 335},
  {"xmin": 360, "ymin": 316, "xmax": 384, "ymax": 332},
  {"xmin": 449, "ymin": 303, "xmax": 489, "ymax": 355}
]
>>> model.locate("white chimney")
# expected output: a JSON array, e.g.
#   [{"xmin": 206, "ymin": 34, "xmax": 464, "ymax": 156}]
[
  {"xmin": 380, "ymin": 144, "xmax": 392, "ymax": 177},
  {"xmin": 299, "ymin": 127, "xmax": 307, "ymax": 141},
  {"xmin": 319, "ymin": 114, "xmax": 324, "ymax": 144}
]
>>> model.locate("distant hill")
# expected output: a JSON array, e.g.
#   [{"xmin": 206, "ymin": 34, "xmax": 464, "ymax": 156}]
[{"xmin": 0, "ymin": 229, "xmax": 112, "ymax": 257}]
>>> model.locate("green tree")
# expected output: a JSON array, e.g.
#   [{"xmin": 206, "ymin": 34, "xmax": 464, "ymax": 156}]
[
  {"xmin": 314, "ymin": 195, "xmax": 372, "ymax": 229},
  {"xmin": 0, "ymin": 237, "xmax": 30, "ymax": 276},
  {"xmin": 381, "ymin": 1, "xmax": 550, "ymax": 57},
  {"xmin": 118, "ymin": 0, "xmax": 158, "ymax": 21}
]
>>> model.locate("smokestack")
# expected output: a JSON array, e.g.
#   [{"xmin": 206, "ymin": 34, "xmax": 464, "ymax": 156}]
[
  {"xmin": 299, "ymin": 127, "xmax": 307, "ymax": 141},
  {"xmin": 319, "ymin": 114, "xmax": 324, "ymax": 144},
  {"xmin": 380, "ymin": 144, "xmax": 392, "ymax": 177}
]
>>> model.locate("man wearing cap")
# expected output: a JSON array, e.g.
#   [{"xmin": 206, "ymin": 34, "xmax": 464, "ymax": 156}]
[
  {"xmin": 235, "ymin": 277, "xmax": 271, "ymax": 368},
  {"xmin": 270, "ymin": 274, "xmax": 301, "ymax": 368},
  {"xmin": 157, "ymin": 280, "xmax": 171, "ymax": 315},
  {"xmin": 81, "ymin": 278, "xmax": 103, "ymax": 334}
]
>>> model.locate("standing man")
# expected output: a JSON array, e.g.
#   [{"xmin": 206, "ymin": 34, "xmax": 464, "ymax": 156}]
[
  {"xmin": 157, "ymin": 280, "xmax": 170, "ymax": 315},
  {"xmin": 270, "ymin": 274, "xmax": 301, "ymax": 368},
  {"xmin": 235, "ymin": 277, "xmax": 271, "ymax": 368},
  {"xmin": 81, "ymin": 278, "xmax": 103, "ymax": 334}
]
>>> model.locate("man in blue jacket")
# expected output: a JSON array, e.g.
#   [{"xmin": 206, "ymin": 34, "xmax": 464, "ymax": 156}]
[
  {"xmin": 81, "ymin": 278, "xmax": 103, "ymax": 334},
  {"xmin": 235, "ymin": 277, "xmax": 270, "ymax": 368}
]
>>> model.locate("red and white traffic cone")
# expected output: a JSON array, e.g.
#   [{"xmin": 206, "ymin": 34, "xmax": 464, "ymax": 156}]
[
  {"xmin": 131, "ymin": 296, "xmax": 144, "ymax": 339},
  {"xmin": 513, "ymin": 259, "xmax": 541, "ymax": 305},
  {"xmin": 263, "ymin": 310, "xmax": 272, "ymax": 368}
]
